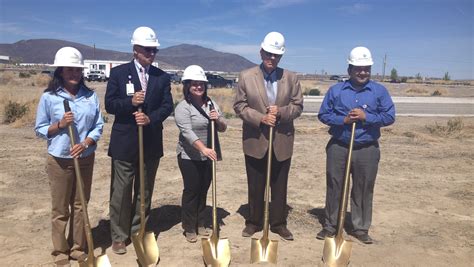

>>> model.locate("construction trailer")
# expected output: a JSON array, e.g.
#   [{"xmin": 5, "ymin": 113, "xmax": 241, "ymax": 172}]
[
  {"xmin": 83, "ymin": 60, "xmax": 128, "ymax": 80},
  {"xmin": 83, "ymin": 60, "xmax": 161, "ymax": 81}
]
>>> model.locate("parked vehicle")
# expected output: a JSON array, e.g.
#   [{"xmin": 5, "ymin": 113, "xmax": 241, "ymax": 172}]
[
  {"xmin": 206, "ymin": 73, "xmax": 234, "ymax": 89},
  {"xmin": 87, "ymin": 70, "xmax": 106, "ymax": 82},
  {"xmin": 338, "ymin": 76, "xmax": 349, "ymax": 82},
  {"xmin": 329, "ymin": 75, "xmax": 340, "ymax": 80},
  {"xmin": 169, "ymin": 73, "xmax": 181, "ymax": 84}
]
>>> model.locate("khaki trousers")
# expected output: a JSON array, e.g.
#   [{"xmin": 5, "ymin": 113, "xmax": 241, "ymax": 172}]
[{"xmin": 46, "ymin": 154, "xmax": 94, "ymax": 261}]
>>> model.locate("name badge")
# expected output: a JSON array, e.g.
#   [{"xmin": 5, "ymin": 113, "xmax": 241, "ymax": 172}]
[{"xmin": 126, "ymin": 82, "xmax": 135, "ymax": 96}]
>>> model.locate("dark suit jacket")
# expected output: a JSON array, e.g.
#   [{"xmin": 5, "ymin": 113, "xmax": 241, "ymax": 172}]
[
  {"xmin": 234, "ymin": 66, "xmax": 303, "ymax": 161},
  {"xmin": 105, "ymin": 61, "xmax": 174, "ymax": 162}
]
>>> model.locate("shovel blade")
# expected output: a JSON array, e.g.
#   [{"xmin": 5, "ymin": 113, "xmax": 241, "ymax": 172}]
[
  {"xmin": 322, "ymin": 236, "xmax": 352, "ymax": 267},
  {"xmin": 250, "ymin": 237, "xmax": 278, "ymax": 264},
  {"xmin": 201, "ymin": 237, "xmax": 231, "ymax": 267},
  {"xmin": 131, "ymin": 231, "xmax": 160, "ymax": 267},
  {"xmin": 78, "ymin": 254, "xmax": 111, "ymax": 267}
]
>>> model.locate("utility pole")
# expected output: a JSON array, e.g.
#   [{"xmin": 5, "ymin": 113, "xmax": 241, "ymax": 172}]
[
  {"xmin": 93, "ymin": 43, "xmax": 96, "ymax": 59},
  {"xmin": 381, "ymin": 53, "xmax": 387, "ymax": 82}
]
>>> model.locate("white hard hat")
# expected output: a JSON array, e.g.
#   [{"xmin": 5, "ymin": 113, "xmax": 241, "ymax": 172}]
[
  {"xmin": 182, "ymin": 65, "xmax": 208, "ymax": 82},
  {"xmin": 347, "ymin": 46, "xmax": 374, "ymax": 66},
  {"xmin": 261, "ymin": 31, "xmax": 285, "ymax": 55},
  {"xmin": 51, "ymin": 47, "xmax": 84, "ymax": 68},
  {"xmin": 131, "ymin": 26, "xmax": 160, "ymax": 47}
]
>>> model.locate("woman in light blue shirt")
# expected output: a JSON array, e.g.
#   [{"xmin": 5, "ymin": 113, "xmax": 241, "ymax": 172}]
[{"xmin": 34, "ymin": 47, "xmax": 103, "ymax": 266}]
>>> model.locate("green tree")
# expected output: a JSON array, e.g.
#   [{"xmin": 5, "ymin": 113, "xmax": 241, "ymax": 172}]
[
  {"xmin": 390, "ymin": 68, "xmax": 398, "ymax": 82},
  {"xmin": 415, "ymin": 73, "xmax": 422, "ymax": 80},
  {"xmin": 443, "ymin": 72, "xmax": 450, "ymax": 81}
]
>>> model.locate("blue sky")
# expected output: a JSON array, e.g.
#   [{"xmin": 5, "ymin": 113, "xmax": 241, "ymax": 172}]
[{"xmin": 1, "ymin": 0, "xmax": 473, "ymax": 79}]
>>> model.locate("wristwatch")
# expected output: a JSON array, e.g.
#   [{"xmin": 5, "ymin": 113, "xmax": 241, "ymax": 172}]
[{"xmin": 81, "ymin": 141, "xmax": 89, "ymax": 149}]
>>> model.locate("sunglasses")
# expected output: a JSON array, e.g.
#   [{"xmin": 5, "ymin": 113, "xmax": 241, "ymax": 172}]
[
  {"xmin": 263, "ymin": 51, "xmax": 282, "ymax": 59},
  {"xmin": 138, "ymin": 46, "xmax": 159, "ymax": 54}
]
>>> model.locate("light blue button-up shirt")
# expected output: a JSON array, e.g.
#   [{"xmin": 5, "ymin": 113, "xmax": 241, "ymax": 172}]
[{"xmin": 35, "ymin": 85, "xmax": 104, "ymax": 158}]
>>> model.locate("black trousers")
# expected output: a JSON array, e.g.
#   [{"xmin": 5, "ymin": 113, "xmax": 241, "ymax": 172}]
[
  {"xmin": 177, "ymin": 156, "xmax": 212, "ymax": 233},
  {"xmin": 244, "ymin": 152, "xmax": 291, "ymax": 230}
]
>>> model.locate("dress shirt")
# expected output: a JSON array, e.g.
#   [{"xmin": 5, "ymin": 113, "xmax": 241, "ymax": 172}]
[
  {"xmin": 35, "ymin": 85, "xmax": 104, "ymax": 158},
  {"xmin": 318, "ymin": 80, "xmax": 395, "ymax": 145},
  {"xmin": 134, "ymin": 59, "xmax": 149, "ymax": 86},
  {"xmin": 261, "ymin": 64, "xmax": 277, "ymax": 105}
]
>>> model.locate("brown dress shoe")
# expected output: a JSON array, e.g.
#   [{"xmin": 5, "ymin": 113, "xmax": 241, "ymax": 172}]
[
  {"xmin": 242, "ymin": 224, "xmax": 261, "ymax": 237},
  {"xmin": 54, "ymin": 259, "xmax": 71, "ymax": 267},
  {"xmin": 112, "ymin": 241, "xmax": 127, "ymax": 254},
  {"xmin": 271, "ymin": 226, "xmax": 294, "ymax": 241}
]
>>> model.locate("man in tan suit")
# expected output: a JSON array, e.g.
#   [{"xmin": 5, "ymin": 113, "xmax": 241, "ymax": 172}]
[{"xmin": 234, "ymin": 31, "xmax": 303, "ymax": 240}]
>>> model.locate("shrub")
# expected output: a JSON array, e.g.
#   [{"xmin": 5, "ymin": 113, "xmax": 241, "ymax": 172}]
[
  {"xmin": 4, "ymin": 101, "xmax": 29, "ymax": 123},
  {"xmin": 19, "ymin": 72, "xmax": 31, "ymax": 78},
  {"xmin": 425, "ymin": 118, "xmax": 464, "ymax": 136},
  {"xmin": 432, "ymin": 90, "xmax": 442, "ymax": 96},
  {"xmin": 307, "ymin": 88, "xmax": 320, "ymax": 96}
]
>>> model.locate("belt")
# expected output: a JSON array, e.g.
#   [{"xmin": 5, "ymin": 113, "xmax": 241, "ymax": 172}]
[{"xmin": 331, "ymin": 138, "xmax": 378, "ymax": 150}]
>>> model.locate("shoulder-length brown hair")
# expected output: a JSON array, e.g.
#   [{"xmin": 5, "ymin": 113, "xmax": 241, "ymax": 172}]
[{"xmin": 182, "ymin": 80, "xmax": 209, "ymax": 104}]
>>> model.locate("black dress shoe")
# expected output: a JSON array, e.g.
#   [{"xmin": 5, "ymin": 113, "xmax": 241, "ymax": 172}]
[
  {"xmin": 316, "ymin": 228, "xmax": 335, "ymax": 240},
  {"xmin": 271, "ymin": 227, "xmax": 294, "ymax": 241},
  {"xmin": 350, "ymin": 231, "xmax": 373, "ymax": 244},
  {"xmin": 242, "ymin": 225, "xmax": 261, "ymax": 237}
]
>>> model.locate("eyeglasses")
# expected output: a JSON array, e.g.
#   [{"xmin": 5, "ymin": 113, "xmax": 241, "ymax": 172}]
[
  {"xmin": 263, "ymin": 51, "xmax": 282, "ymax": 59},
  {"xmin": 138, "ymin": 46, "xmax": 158, "ymax": 54}
]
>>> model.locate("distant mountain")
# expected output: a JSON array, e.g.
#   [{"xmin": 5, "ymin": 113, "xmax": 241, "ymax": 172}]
[
  {"xmin": 159, "ymin": 44, "xmax": 256, "ymax": 72},
  {"xmin": 0, "ymin": 39, "xmax": 256, "ymax": 72}
]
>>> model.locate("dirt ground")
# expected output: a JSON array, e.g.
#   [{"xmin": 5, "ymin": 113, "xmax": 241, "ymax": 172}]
[
  {"xmin": 0, "ymin": 75, "xmax": 473, "ymax": 266},
  {"xmin": 0, "ymin": 114, "xmax": 473, "ymax": 266}
]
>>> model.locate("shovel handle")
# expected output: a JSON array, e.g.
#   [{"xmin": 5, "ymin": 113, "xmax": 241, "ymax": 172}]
[
  {"xmin": 62, "ymin": 99, "xmax": 95, "ymax": 256},
  {"xmin": 335, "ymin": 122, "xmax": 356, "ymax": 237},
  {"xmin": 262, "ymin": 126, "xmax": 274, "ymax": 240},
  {"xmin": 137, "ymin": 107, "xmax": 147, "ymax": 237}
]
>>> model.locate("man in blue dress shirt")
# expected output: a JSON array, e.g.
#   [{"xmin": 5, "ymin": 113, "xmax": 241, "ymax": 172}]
[{"xmin": 316, "ymin": 46, "xmax": 395, "ymax": 244}]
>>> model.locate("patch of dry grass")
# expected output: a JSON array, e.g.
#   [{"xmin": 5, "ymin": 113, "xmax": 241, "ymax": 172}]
[
  {"xmin": 0, "ymin": 71, "xmax": 45, "ymax": 126},
  {"xmin": 425, "ymin": 117, "xmax": 464, "ymax": 137}
]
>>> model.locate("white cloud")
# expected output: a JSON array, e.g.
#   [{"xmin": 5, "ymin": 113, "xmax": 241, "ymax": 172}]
[
  {"xmin": 337, "ymin": 3, "xmax": 372, "ymax": 14},
  {"xmin": 259, "ymin": 0, "xmax": 308, "ymax": 9}
]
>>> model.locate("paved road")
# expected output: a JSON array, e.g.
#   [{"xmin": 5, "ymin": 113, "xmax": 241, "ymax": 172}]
[{"xmin": 302, "ymin": 96, "xmax": 474, "ymax": 117}]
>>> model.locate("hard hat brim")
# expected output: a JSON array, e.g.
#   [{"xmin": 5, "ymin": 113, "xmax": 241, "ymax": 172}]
[
  {"xmin": 347, "ymin": 60, "xmax": 374, "ymax": 66},
  {"xmin": 50, "ymin": 63, "xmax": 85, "ymax": 68},
  {"xmin": 182, "ymin": 78, "xmax": 208, "ymax": 82},
  {"xmin": 261, "ymin": 43, "xmax": 285, "ymax": 55}
]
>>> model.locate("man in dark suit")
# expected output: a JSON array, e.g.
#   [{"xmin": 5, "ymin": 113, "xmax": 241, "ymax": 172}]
[
  {"xmin": 234, "ymin": 31, "xmax": 303, "ymax": 241},
  {"xmin": 105, "ymin": 26, "xmax": 173, "ymax": 254}
]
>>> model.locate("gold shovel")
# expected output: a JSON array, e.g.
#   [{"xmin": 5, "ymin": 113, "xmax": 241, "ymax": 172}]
[
  {"xmin": 201, "ymin": 119, "xmax": 231, "ymax": 267},
  {"xmin": 63, "ymin": 100, "xmax": 111, "ymax": 267},
  {"xmin": 322, "ymin": 122, "xmax": 356, "ymax": 267},
  {"xmin": 131, "ymin": 107, "xmax": 159, "ymax": 267},
  {"xmin": 250, "ymin": 126, "xmax": 278, "ymax": 264}
]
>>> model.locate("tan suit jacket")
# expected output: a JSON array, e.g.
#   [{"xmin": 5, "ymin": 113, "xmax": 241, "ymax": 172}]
[{"xmin": 234, "ymin": 65, "xmax": 303, "ymax": 161}]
